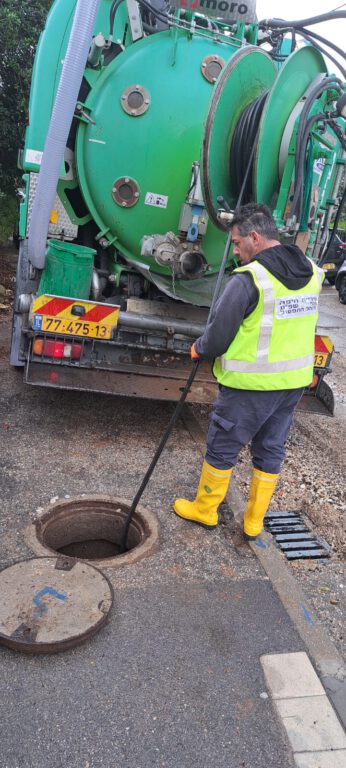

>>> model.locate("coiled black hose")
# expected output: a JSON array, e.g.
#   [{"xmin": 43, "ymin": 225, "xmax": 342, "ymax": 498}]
[
  {"xmin": 230, "ymin": 91, "xmax": 269, "ymax": 204},
  {"xmin": 290, "ymin": 77, "xmax": 342, "ymax": 223}
]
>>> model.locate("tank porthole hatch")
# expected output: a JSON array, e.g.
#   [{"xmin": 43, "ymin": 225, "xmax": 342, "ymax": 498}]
[
  {"xmin": 112, "ymin": 176, "xmax": 140, "ymax": 207},
  {"xmin": 201, "ymin": 55, "xmax": 225, "ymax": 84},
  {"xmin": 121, "ymin": 84, "xmax": 150, "ymax": 116}
]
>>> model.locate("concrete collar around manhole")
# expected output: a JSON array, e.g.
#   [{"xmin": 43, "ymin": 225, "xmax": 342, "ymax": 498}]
[{"xmin": 24, "ymin": 495, "xmax": 160, "ymax": 569}]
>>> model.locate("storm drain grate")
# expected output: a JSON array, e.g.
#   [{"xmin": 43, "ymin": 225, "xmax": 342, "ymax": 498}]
[{"xmin": 264, "ymin": 511, "xmax": 331, "ymax": 560}]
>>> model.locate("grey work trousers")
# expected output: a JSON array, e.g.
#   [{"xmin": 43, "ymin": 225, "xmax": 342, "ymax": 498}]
[{"xmin": 205, "ymin": 385, "xmax": 304, "ymax": 474}]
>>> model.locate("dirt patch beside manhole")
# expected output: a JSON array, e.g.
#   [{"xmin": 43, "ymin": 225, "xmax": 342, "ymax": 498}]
[{"xmin": 24, "ymin": 495, "xmax": 160, "ymax": 569}]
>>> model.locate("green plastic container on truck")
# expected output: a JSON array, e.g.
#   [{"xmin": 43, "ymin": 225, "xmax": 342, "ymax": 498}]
[{"xmin": 38, "ymin": 240, "xmax": 95, "ymax": 300}]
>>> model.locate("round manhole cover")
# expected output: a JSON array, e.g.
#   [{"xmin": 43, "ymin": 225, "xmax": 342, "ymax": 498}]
[{"xmin": 0, "ymin": 557, "xmax": 113, "ymax": 654}]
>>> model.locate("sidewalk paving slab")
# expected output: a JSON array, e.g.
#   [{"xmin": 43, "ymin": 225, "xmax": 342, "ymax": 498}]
[
  {"xmin": 275, "ymin": 697, "xmax": 346, "ymax": 752},
  {"xmin": 294, "ymin": 751, "xmax": 346, "ymax": 768},
  {"xmin": 261, "ymin": 652, "xmax": 325, "ymax": 699}
]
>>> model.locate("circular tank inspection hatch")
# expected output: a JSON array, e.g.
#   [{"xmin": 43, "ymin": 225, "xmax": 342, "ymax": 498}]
[{"xmin": 0, "ymin": 557, "xmax": 113, "ymax": 654}]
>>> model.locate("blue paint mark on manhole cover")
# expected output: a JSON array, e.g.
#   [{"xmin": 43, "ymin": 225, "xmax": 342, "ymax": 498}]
[{"xmin": 0, "ymin": 557, "xmax": 113, "ymax": 653}]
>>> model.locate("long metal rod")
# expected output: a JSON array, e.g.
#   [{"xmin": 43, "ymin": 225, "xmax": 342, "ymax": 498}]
[
  {"xmin": 120, "ymin": 230, "xmax": 233, "ymax": 551},
  {"xmin": 120, "ymin": 361, "xmax": 199, "ymax": 550}
]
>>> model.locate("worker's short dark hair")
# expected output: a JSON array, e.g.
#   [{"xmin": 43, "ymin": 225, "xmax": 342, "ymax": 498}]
[{"xmin": 231, "ymin": 203, "xmax": 278, "ymax": 240}]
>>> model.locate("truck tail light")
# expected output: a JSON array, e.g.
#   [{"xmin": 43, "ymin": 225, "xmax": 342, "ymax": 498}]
[
  {"xmin": 62, "ymin": 343, "xmax": 82, "ymax": 360},
  {"xmin": 32, "ymin": 338, "xmax": 44, "ymax": 355},
  {"xmin": 43, "ymin": 340, "xmax": 64, "ymax": 358},
  {"xmin": 33, "ymin": 338, "xmax": 82, "ymax": 360}
]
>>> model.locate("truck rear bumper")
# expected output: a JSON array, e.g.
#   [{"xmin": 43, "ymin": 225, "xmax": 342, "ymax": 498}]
[
  {"xmin": 25, "ymin": 359, "xmax": 218, "ymax": 403},
  {"xmin": 23, "ymin": 318, "xmax": 335, "ymax": 415},
  {"xmin": 25, "ymin": 358, "xmax": 334, "ymax": 415}
]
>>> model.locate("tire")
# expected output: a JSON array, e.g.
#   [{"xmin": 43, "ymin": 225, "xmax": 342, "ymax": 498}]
[
  {"xmin": 327, "ymin": 276, "xmax": 336, "ymax": 286},
  {"xmin": 338, "ymin": 276, "xmax": 346, "ymax": 305}
]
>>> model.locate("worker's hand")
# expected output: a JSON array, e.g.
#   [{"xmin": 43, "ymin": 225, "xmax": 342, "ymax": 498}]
[{"xmin": 190, "ymin": 343, "xmax": 200, "ymax": 360}]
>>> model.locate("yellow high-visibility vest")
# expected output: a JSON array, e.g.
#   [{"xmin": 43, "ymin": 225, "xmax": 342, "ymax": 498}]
[{"xmin": 213, "ymin": 260, "xmax": 324, "ymax": 390}]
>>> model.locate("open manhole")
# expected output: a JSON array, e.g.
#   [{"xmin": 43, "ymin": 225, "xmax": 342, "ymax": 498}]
[{"xmin": 25, "ymin": 495, "xmax": 159, "ymax": 569}]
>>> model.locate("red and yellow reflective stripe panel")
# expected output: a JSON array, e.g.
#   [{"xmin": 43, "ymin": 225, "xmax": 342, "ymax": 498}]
[
  {"xmin": 314, "ymin": 335, "xmax": 333, "ymax": 355},
  {"xmin": 31, "ymin": 295, "xmax": 120, "ymax": 340},
  {"xmin": 314, "ymin": 335, "xmax": 334, "ymax": 368}
]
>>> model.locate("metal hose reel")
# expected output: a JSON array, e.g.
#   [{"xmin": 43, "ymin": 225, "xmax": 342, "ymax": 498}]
[{"xmin": 202, "ymin": 46, "xmax": 328, "ymax": 229}]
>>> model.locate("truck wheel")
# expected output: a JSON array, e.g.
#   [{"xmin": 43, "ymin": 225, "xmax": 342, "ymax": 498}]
[{"xmin": 338, "ymin": 276, "xmax": 346, "ymax": 305}]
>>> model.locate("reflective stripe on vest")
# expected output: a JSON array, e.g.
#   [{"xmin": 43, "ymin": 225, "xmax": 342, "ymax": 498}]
[{"xmin": 219, "ymin": 261, "xmax": 320, "ymax": 375}]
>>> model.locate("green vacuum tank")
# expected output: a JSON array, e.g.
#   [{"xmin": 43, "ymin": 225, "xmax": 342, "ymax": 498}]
[{"xmin": 75, "ymin": 36, "xmax": 279, "ymax": 299}]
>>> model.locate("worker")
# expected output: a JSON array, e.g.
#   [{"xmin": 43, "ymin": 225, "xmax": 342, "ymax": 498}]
[{"xmin": 174, "ymin": 203, "xmax": 324, "ymax": 539}]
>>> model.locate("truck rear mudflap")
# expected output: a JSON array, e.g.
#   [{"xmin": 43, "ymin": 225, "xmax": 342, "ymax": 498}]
[
  {"xmin": 299, "ymin": 335, "xmax": 334, "ymax": 416},
  {"xmin": 27, "ymin": 295, "xmax": 335, "ymax": 415}
]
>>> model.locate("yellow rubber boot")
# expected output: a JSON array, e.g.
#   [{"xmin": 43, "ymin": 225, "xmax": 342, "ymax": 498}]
[
  {"xmin": 174, "ymin": 461, "xmax": 233, "ymax": 528},
  {"xmin": 243, "ymin": 468, "xmax": 279, "ymax": 539}
]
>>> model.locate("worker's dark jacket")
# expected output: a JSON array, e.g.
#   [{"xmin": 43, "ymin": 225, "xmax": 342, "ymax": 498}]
[{"xmin": 195, "ymin": 244, "xmax": 314, "ymax": 360}]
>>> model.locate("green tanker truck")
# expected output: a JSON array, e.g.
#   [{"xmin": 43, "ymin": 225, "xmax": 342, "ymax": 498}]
[{"xmin": 10, "ymin": 0, "xmax": 346, "ymax": 413}]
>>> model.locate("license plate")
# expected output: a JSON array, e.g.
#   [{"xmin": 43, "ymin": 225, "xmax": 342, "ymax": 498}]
[
  {"xmin": 39, "ymin": 316, "xmax": 114, "ymax": 339},
  {"xmin": 323, "ymin": 263, "xmax": 335, "ymax": 270},
  {"xmin": 314, "ymin": 353, "xmax": 329, "ymax": 368},
  {"xmin": 31, "ymin": 295, "xmax": 120, "ymax": 339}
]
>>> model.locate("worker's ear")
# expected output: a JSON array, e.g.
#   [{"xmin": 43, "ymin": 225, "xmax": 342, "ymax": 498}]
[{"xmin": 250, "ymin": 230, "xmax": 260, "ymax": 245}]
